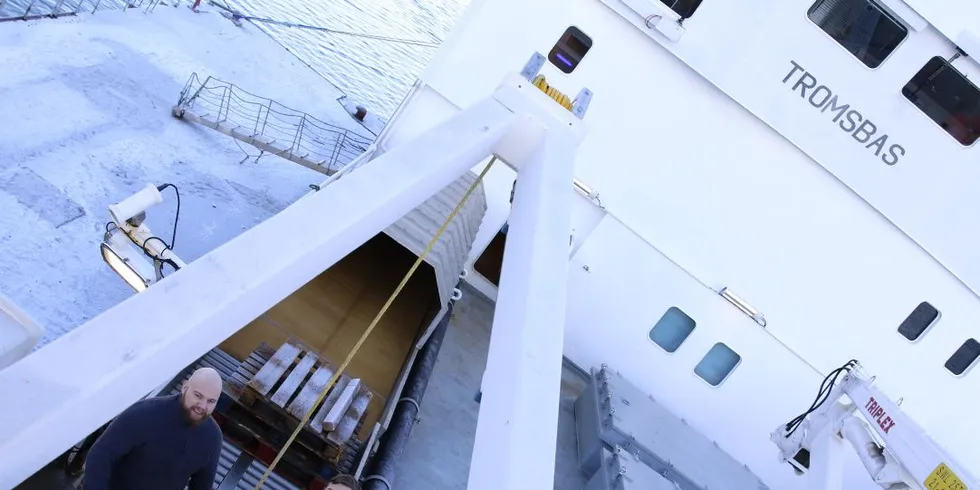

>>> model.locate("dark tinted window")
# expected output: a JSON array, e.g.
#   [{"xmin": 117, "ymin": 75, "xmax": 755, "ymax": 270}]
[
  {"xmin": 902, "ymin": 57, "xmax": 980, "ymax": 146},
  {"xmin": 945, "ymin": 339, "xmax": 980, "ymax": 376},
  {"xmin": 660, "ymin": 0, "xmax": 703, "ymax": 19},
  {"xmin": 897, "ymin": 302, "xmax": 939, "ymax": 341},
  {"xmin": 807, "ymin": 0, "xmax": 907, "ymax": 69}
]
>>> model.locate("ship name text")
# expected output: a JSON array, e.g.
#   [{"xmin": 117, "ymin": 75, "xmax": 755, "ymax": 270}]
[{"xmin": 783, "ymin": 60, "xmax": 905, "ymax": 166}]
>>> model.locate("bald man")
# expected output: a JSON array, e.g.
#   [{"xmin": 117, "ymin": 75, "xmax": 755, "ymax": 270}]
[
  {"xmin": 327, "ymin": 474, "xmax": 361, "ymax": 490},
  {"xmin": 83, "ymin": 367, "xmax": 224, "ymax": 490}
]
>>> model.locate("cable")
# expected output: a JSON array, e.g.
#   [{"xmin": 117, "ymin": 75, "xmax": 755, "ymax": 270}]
[
  {"xmin": 140, "ymin": 236, "xmax": 170, "ymax": 257},
  {"xmin": 250, "ymin": 157, "xmax": 498, "ymax": 490},
  {"xmin": 783, "ymin": 359, "xmax": 858, "ymax": 437},
  {"xmin": 155, "ymin": 184, "xmax": 181, "ymax": 251},
  {"xmin": 785, "ymin": 362, "xmax": 851, "ymax": 434},
  {"xmin": 139, "ymin": 236, "xmax": 180, "ymax": 277}
]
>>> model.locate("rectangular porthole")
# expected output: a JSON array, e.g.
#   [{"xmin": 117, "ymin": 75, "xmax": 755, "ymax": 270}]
[
  {"xmin": 695, "ymin": 343, "xmax": 741, "ymax": 386},
  {"xmin": 897, "ymin": 302, "xmax": 940, "ymax": 341},
  {"xmin": 902, "ymin": 56, "xmax": 980, "ymax": 146},
  {"xmin": 648, "ymin": 307, "xmax": 696, "ymax": 353},
  {"xmin": 945, "ymin": 339, "xmax": 980, "ymax": 376},
  {"xmin": 807, "ymin": 0, "xmax": 907, "ymax": 69},
  {"xmin": 659, "ymin": 0, "xmax": 703, "ymax": 19}
]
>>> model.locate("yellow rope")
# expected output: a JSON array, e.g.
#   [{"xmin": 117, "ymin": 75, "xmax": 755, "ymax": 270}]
[
  {"xmin": 252, "ymin": 156, "xmax": 498, "ymax": 490},
  {"xmin": 531, "ymin": 74, "xmax": 573, "ymax": 111}
]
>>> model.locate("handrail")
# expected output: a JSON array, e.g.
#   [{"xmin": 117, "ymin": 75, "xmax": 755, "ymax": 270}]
[
  {"xmin": 0, "ymin": 0, "xmax": 153, "ymax": 22},
  {"xmin": 176, "ymin": 72, "xmax": 374, "ymax": 173}
]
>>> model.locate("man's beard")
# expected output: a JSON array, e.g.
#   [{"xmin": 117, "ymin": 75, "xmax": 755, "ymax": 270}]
[{"xmin": 179, "ymin": 392, "xmax": 209, "ymax": 426}]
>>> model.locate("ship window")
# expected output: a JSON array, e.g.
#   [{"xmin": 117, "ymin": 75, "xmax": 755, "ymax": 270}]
[
  {"xmin": 695, "ymin": 342, "xmax": 741, "ymax": 386},
  {"xmin": 945, "ymin": 338, "xmax": 980, "ymax": 376},
  {"xmin": 659, "ymin": 0, "xmax": 703, "ymax": 19},
  {"xmin": 902, "ymin": 57, "xmax": 980, "ymax": 147},
  {"xmin": 897, "ymin": 302, "xmax": 940, "ymax": 341},
  {"xmin": 649, "ymin": 307, "xmax": 696, "ymax": 353},
  {"xmin": 807, "ymin": 0, "xmax": 907, "ymax": 69}
]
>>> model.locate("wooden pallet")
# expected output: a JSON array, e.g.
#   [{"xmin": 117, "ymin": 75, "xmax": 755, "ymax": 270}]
[{"xmin": 226, "ymin": 341, "xmax": 373, "ymax": 452}]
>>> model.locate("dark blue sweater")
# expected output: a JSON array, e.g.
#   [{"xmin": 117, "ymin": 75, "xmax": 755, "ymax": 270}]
[{"xmin": 83, "ymin": 394, "xmax": 222, "ymax": 490}]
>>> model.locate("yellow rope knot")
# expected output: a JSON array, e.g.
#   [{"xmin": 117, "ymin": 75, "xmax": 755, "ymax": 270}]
[{"xmin": 531, "ymin": 75, "xmax": 574, "ymax": 111}]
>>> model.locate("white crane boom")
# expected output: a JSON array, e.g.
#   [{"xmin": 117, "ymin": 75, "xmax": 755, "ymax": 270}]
[{"xmin": 771, "ymin": 361, "xmax": 978, "ymax": 490}]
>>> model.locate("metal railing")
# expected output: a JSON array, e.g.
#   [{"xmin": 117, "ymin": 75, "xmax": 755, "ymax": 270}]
[
  {"xmin": 176, "ymin": 72, "xmax": 374, "ymax": 173},
  {"xmin": 0, "ymin": 0, "xmax": 163, "ymax": 22}
]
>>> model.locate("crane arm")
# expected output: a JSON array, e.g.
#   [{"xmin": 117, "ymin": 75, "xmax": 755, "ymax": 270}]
[{"xmin": 771, "ymin": 361, "xmax": 978, "ymax": 490}]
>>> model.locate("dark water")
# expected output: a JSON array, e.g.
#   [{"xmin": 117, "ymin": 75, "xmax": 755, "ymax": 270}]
[
  {"xmin": 222, "ymin": 0, "xmax": 470, "ymax": 117},
  {"xmin": 0, "ymin": 0, "xmax": 471, "ymax": 117}
]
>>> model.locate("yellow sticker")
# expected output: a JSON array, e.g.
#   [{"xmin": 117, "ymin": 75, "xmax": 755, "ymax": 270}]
[{"xmin": 925, "ymin": 463, "xmax": 968, "ymax": 490}]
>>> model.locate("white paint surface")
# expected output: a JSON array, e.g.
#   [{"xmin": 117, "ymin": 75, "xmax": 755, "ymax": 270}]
[{"xmin": 387, "ymin": 0, "xmax": 980, "ymax": 487}]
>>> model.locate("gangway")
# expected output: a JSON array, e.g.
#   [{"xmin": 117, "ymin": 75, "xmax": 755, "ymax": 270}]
[{"xmin": 172, "ymin": 73, "xmax": 374, "ymax": 175}]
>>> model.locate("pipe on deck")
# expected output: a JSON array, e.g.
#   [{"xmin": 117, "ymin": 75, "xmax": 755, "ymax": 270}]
[{"xmin": 362, "ymin": 299, "xmax": 456, "ymax": 490}]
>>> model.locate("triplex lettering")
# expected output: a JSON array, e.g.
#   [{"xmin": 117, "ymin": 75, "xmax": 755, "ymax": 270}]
[
  {"xmin": 783, "ymin": 61, "xmax": 905, "ymax": 166},
  {"xmin": 864, "ymin": 396, "xmax": 897, "ymax": 434}
]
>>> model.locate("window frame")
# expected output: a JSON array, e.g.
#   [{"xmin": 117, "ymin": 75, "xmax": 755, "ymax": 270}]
[
  {"xmin": 693, "ymin": 342, "xmax": 742, "ymax": 387},
  {"xmin": 901, "ymin": 56, "xmax": 980, "ymax": 148},
  {"xmin": 804, "ymin": 0, "xmax": 910, "ymax": 70},
  {"xmin": 647, "ymin": 306, "xmax": 697, "ymax": 354}
]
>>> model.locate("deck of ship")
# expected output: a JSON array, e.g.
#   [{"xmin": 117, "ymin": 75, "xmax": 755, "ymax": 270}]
[{"xmin": 16, "ymin": 282, "xmax": 592, "ymax": 490}]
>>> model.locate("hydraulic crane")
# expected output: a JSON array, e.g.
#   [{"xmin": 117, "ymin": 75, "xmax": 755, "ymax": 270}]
[{"xmin": 771, "ymin": 360, "xmax": 978, "ymax": 490}]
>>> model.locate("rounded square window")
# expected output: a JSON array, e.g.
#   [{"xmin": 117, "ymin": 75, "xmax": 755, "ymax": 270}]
[
  {"xmin": 897, "ymin": 301, "xmax": 940, "ymax": 342},
  {"xmin": 945, "ymin": 339, "xmax": 980, "ymax": 376},
  {"xmin": 695, "ymin": 343, "xmax": 741, "ymax": 386},
  {"xmin": 649, "ymin": 307, "xmax": 696, "ymax": 353}
]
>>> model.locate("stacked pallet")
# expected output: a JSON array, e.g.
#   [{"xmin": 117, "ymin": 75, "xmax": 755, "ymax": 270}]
[{"xmin": 226, "ymin": 341, "xmax": 373, "ymax": 451}]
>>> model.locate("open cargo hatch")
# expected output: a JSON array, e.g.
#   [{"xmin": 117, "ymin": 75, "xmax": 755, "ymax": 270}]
[
  {"xmin": 211, "ymin": 173, "xmax": 487, "ymax": 486},
  {"xmin": 382, "ymin": 171, "xmax": 487, "ymax": 307}
]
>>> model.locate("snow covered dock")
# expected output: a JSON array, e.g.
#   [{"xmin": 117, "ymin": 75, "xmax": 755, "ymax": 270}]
[{"xmin": 0, "ymin": 7, "xmax": 365, "ymax": 346}]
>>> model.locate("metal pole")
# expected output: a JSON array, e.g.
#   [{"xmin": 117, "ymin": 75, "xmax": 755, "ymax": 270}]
[{"xmin": 466, "ymin": 86, "xmax": 583, "ymax": 490}]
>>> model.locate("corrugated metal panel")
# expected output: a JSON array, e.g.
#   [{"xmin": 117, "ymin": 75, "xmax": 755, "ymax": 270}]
[
  {"xmin": 235, "ymin": 461, "xmax": 298, "ymax": 490},
  {"xmin": 212, "ymin": 441, "xmax": 244, "ymax": 490},
  {"xmin": 575, "ymin": 366, "xmax": 769, "ymax": 490},
  {"xmin": 383, "ymin": 172, "xmax": 487, "ymax": 306}
]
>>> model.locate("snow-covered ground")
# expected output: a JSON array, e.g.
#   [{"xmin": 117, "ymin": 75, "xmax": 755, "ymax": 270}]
[{"xmin": 0, "ymin": 7, "xmax": 367, "ymax": 347}]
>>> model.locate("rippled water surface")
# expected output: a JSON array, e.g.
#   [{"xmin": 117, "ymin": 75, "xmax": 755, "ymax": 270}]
[
  {"xmin": 0, "ymin": 0, "xmax": 470, "ymax": 117},
  {"xmin": 223, "ymin": 0, "xmax": 469, "ymax": 117}
]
